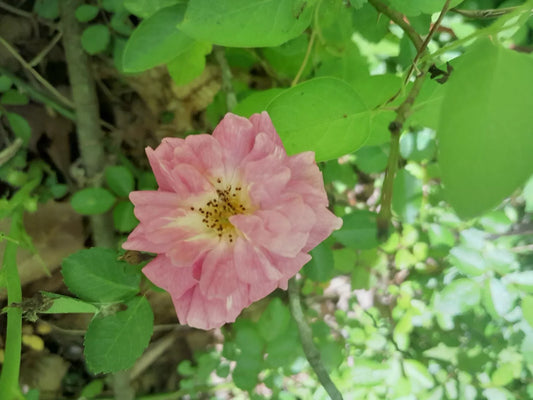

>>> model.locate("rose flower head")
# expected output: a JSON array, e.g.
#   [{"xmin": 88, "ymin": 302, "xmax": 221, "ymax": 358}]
[{"xmin": 124, "ymin": 112, "xmax": 342, "ymax": 330}]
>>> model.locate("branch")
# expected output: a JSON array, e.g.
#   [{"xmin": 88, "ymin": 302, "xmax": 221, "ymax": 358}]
[
  {"xmin": 60, "ymin": 0, "xmax": 115, "ymax": 248},
  {"xmin": 368, "ymin": 0, "xmax": 424, "ymax": 53},
  {"xmin": 288, "ymin": 278, "xmax": 343, "ymax": 400},
  {"xmin": 451, "ymin": 6, "xmax": 533, "ymax": 19},
  {"xmin": 376, "ymin": 1, "xmax": 452, "ymax": 237}
]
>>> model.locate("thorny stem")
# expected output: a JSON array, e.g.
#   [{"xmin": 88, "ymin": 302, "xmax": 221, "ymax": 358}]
[
  {"xmin": 214, "ymin": 46, "xmax": 237, "ymax": 112},
  {"xmin": 0, "ymin": 210, "xmax": 24, "ymax": 400},
  {"xmin": 375, "ymin": 0, "xmax": 451, "ymax": 238},
  {"xmin": 288, "ymin": 278, "xmax": 343, "ymax": 400},
  {"xmin": 60, "ymin": 0, "xmax": 115, "ymax": 249},
  {"xmin": 291, "ymin": 30, "xmax": 316, "ymax": 87},
  {"xmin": 368, "ymin": 0, "xmax": 424, "ymax": 52}
]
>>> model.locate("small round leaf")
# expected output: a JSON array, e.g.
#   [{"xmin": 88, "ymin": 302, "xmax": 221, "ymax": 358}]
[
  {"xmin": 71, "ymin": 187, "xmax": 116, "ymax": 215},
  {"xmin": 105, "ymin": 166, "xmax": 135, "ymax": 197},
  {"xmin": 81, "ymin": 24, "xmax": 111, "ymax": 55},
  {"xmin": 75, "ymin": 4, "xmax": 100, "ymax": 22}
]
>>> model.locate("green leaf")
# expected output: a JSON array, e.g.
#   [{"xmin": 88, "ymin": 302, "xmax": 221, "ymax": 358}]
[
  {"xmin": 333, "ymin": 210, "xmax": 378, "ymax": 250},
  {"xmin": 350, "ymin": 360, "xmax": 389, "ymax": 386},
  {"xmin": 266, "ymin": 77, "xmax": 371, "ymax": 161},
  {"xmin": 234, "ymin": 320, "xmax": 264, "ymax": 355},
  {"xmin": 71, "ymin": 187, "xmax": 116, "ymax": 215},
  {"xmin": 1, "ymin": 89, "xmax": 29, "ymax": 105},
  {"xmin": 34, "ymin": 0, "xmax": 59, "ymax": 19},
  {"xmin": 449, "ymin": 246, "xmax": 486, "ymax": 276},
  {"xmin": 6, "ymin": 112, "xmax": 31, "ymax": 145},
  {"xmin": 124, "ymin": 0, "xmax": 182, "ymax": 18},
  {"xmin": 0, "ymin": 75, "xmax": 13, "ymax": 92},
  {"xmin": 233, "ymin": 89, "xmax": 285, "ymax": 118},
  {"xmin": 433, "ymin": 278, "xmax": 481, "ymax": 317},
  {"xmin": 179, "ymin": 0, "xmax": 314, "ymax": 47},
  {"xmin": 167, "ymin": 41, "xmax": 212, "ymax": 86},
  {"xmin": 84, "ymin": 296, "xmax": 153, "ymax": 373},
  {"xmin": 437, "ymin": 40, "xmax": 533, "ymax": 218},
  {"xmin": 262, "ymin": 34, "xmax": 311, "ymax": 80},
  {"xmin": 506, "ymin": 271, "xmax": 533, "ymax": 293},
  {"xmin": 105, "ymin": 166, "xmax": 135, "ymax": 197},
  {"xmin": 522, "ymin": 296, "xmax": 533, "ymax": 328},
  {"xmin": 491, "ymin": 363, "xmax": 516, "ymax": 387},
  {"xmin": 488, "ymin": 278, "xmax": 516, "ymax": 318},
  {"xmin": 40, "ymin": 292, "xmax": 99, "ymax": 314},
  {"xmin": 113, "ymin": 201, "xmax": 138, "ymax": 232},
  {"xmin": 302, "ymin": 241, "xmax": 335, "ymax": 282},
  {"xmin": 392, "ymin": 169, "xmax": 423, "ymax": 223},
  {"xmin": 257, "ymin": 298, "xmax": 291, "ymax": 342},
  {"xmin": 81, "ymin": 24, "xmax": 111, "ymax": 55},
  {"xmin": 62, "ymin": 248, "xmax": 141, "ymax": 303},
  {"xmin": 75, "ymin": 4, "xmax": 100, "ymax": 22},
  {"xmin": 122, "ymin": 4, "xmax": 194, "ymax": 73},
  {"xmin": 333, "ymin": 248, "xmax": 357, "ymax": 273},
  {"xmin": 355, "ymin": 145, "xmax": 389, "ymax": 173},
  {"xmin": 403, "ymin": 359, "xmax": 434, "ymax": 390},
  {"xmin": 80, "ymin": 379, "xmax": 104, "ymax": 398}
]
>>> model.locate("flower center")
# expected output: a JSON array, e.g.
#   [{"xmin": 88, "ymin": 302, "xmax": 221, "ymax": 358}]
[{"xmin": 191, "ymin": 179, "xmax": 249, "ymax": 243}]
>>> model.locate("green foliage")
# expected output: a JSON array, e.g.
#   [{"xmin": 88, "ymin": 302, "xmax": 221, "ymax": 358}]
[
  {"xmin": 122, "ymin": 3, "xmax": 194, "ymax": 73},
  {"xmin": 62, "ymin": 248, "xmax": 141, "ymax": 303},
  {"xmin": 84, "ymin": 296, "xmax": 153, "ymax": 373},
  {"xmin": 266, "ymin": 77, "xmax": 371, "ymax": 161},
  {"xmin": 438, "ymin": 39, "xmax": 533, "ymax": 218},
  {"xmin": 178, "ymin": 0, "xmax": 315, "ymax": 47},
  {"xmin": 71, "ymin": 187, "xmax": 116, "ymax": 215}
]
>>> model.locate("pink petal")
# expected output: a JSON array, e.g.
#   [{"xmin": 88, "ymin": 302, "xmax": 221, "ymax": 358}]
[
  {"xmin": 249, "ymin": 111, "xmax": 284, "ymax": 147},
  {"xmin": 233, "ymin": 237, "xmax": 282, "ymax": 284},
  {"xmin": 212, "ymin": 113, "xmax": 256, "ymax": 168},
  {"xmin": 198, "ymin": 244, "xmax": 240, "ymax": 299},
  {"xmin": 142, "ymin": 255, "xmax": 197, "ymax": 298},
  {"xmin": 304, "ymin": 207, "xmax": 343, "ymax": 251},
  {"xmin": 230, "ymin": 212, "xmax": 308, "ymax": 258},
  {"xmin": 173, "ymin": 134, "xmax": 226, "ymax": 178},
  {"xmin": 167, "ymin": 235, "xmax": 217, "ymax": 268},
  {"xmin": 146, "ymin": 138, "xmax": 184, "ymax": 192}
]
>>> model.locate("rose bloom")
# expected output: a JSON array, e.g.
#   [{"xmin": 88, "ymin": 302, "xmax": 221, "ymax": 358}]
[{"xmin": 124, "ymin": 112, "xmax": 342, "ymax": 330}]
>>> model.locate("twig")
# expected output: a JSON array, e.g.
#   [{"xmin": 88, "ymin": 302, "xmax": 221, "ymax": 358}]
[
  {"xmin": 0, "ymin": 66, "xmax": 76, "ymax": 120},
  {"xmin": 376, "ymin": 1, "xmax": 451, "ymax": 238},
  {"xmin": 406, "ymin": 0, "xmax": 452, "ymax": 83},
  {"xmin": 368, "ymin": 0, "xmax": 424, "ymax": 52},
  {"xmin": 0, "ymin": 35, "xmax": 75, "ymax": 109},
  {"xmin": 214, "ymin": 46, "xmax": 237, "ymax": 112},
  {"xmin": 0, "ymin": 1, "xmax": 33, "ymax": 19},
  {"xmin": 29, "ymin": 31, "xmax": 63, "ymax": 67},
  {"xmin": 0, "ymin": 138, "xmax": 23, "ymax": 166},
  {"xmin": 451, "ymin": 6, "xmax": 532, "ymax": 19},
  {"xmin": 60, "ymin": 0, "xmax": 115, "ymax": 246},
  {"xmin": 291, "ymin": 30, "xmax": 317, "ymax": 87},
  {"xmin": 288, "ymin": 278, "xmax": 343, "ymax": 400}
]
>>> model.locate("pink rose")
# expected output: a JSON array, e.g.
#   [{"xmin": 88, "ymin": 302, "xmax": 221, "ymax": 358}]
[{"xmin": 124, "ymin": 112, "xmax": 342, "ymax": 329}]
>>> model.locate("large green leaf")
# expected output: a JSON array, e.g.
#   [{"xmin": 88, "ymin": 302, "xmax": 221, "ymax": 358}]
[
  {"xmin": 178, "ymin": 0, "xmax": 314, "ymax": 47},
  {"xmin": 437, "ymin": 39, "xmax": 533, "ymax": 218},
  {"xmin": 62, "ymin": 248, "xmax": 141, "ymax": 303},
  {"xmin": 122, "ymin": 3, "xmax": 194, "ymax": 73},
  {"xmin": 266, "ymin": 77, "xmax": 371, "ymax": 161},
  {"xmin": 84, "ymin": 296, "xmax": 153, "ymax": 373}
]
